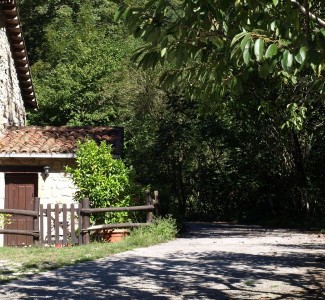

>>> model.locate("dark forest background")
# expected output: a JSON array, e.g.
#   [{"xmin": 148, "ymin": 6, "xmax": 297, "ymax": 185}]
[{"xmin": 18, "ymin": 0, "xmax": 325, "ymax": 228}]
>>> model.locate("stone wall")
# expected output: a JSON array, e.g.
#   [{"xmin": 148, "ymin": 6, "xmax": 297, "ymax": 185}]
[
  {"xmin": 38, "ymin": 172, "xmax": 77, "ymax": 207},
  {"xmin": 0, "ymin": 8, "xmax": 26, "ymax": 133}
]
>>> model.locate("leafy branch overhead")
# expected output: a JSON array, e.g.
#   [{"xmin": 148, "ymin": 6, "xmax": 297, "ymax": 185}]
[{"xmin": 116, "ymin": 0, "xmax": 325, "ymax": 100}]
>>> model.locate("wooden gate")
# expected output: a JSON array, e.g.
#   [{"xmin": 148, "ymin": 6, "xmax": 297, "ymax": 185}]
[{"xmin": 4, "ymin": 173, "xmax": 38, "ymax": 246}]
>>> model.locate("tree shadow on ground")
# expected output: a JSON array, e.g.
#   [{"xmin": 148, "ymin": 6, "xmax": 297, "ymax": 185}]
[{"xmin": 0, "ymin": 224, "xmax": 324, "ymax": 299}]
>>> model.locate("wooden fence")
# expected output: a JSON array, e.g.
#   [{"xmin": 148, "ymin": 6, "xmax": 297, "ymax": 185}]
[
  {"xmin": 0, "ymin": 190, "xmax": 158, "ymax": 246},
  {"xmin": 39, "ymin": 202, "xmax": 82, "ymax": 246},
  {"xmin": 0, "ymin": 197, "xmax": 40, "ymax": 239}
]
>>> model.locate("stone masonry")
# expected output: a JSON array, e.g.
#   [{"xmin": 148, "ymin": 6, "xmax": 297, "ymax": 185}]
[{"xmin": 0, "ymin": 7, "xmax": 26, "ymax": 133}]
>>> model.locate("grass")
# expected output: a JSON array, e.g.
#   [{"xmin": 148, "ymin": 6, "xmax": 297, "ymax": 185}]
[{"xmin": 0, "ymin": 217, "xmax": 177, "ymax": 283}]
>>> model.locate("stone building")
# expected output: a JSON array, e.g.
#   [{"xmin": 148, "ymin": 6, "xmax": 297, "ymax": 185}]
[{"xmin": 0, "ymin": 0, "xmax": 123, "ymax": 246}]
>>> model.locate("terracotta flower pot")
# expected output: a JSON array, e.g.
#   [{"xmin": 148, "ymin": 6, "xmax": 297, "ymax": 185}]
[{"xmin": 100, "ymin": 229, "xmax": 130, "ymax": 243}]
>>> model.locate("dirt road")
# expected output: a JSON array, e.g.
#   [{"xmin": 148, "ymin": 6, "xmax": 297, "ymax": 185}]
[{"xmin": 0, "ymin": 223, "xmax": 324, "ymax": 299}]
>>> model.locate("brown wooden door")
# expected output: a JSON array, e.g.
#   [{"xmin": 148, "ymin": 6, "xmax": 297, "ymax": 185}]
[{"xmin": 4, "ymin": 174, "xmax": 38, "ymax": 246}]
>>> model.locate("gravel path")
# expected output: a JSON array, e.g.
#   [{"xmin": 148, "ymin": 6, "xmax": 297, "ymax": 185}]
[{"xmin": 0, "ymin": 222, "xmax": 324, "ymax": 299}]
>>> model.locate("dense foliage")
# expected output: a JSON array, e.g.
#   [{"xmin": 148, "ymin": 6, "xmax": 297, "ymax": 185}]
[
  {"xmin": 19, "ymin": 0, "xmax": 325, "ymax": 227},
  {"xmin": 21, "ymin": 0, "xmax": 139, "ymax": 126},
  {"xmin": 65, "ymin": 140, "xmax": 131, "ymax": 224},
  {"xmin": 116, "ymin": 0, "xmax": 325, "ymax": 225}
]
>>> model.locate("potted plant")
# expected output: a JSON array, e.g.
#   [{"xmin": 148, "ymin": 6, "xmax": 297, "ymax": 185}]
[{"xmin": 66, "ymin": 140, "xmax": 133, "ymax": 241}]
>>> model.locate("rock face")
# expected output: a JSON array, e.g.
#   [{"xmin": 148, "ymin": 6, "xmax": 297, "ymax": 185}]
[{"xmin": 0, "ymin": 8, "xmax": 26, "ymax": 133}]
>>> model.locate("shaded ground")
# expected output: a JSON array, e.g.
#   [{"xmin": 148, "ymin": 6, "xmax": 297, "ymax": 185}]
[{"xmin": 0, "ymin": 222, "xmax": 324, "ymax": 299}]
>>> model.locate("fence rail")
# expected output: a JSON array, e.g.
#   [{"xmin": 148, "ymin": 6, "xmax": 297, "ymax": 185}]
[
  {"xmin": 0, "ymin": 229, "xmax": 40, "ymax": 237},
  {"xmin": 81, "ymin": 205, "xmax": 154, "ymax": 214},
  {"xmin": 0, "ymin": 209, "xmax": 38, "ymax": 217},
  {"xmin": 86, "ymin": 223, "xmax": 150, "ymax": 231},
  {"xmin": 0, "ymin": 197, "xmax": 40, "ymax": 239},
  {"xmin": 0, "ymin": 191, "xmax": 158, "ymax": 246},
  {"xmin": 79, "ymin": 190, "xmax": 158, "ymax": 245}
]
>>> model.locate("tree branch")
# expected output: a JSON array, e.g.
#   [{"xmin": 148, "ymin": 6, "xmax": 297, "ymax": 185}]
[
  {"xmin": 304, "ymin": 0, "xmax": 310, "ymax": 45},
  {"xmin": 291, "ymin": 0, "xmax": 325, "ymax": 28}
]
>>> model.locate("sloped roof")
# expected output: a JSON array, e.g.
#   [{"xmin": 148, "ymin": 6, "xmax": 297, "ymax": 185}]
[
  {"xmin": 0, "ymin": 126, "xmax": 124, "ymax": 157},
  {"xmin": 0, "ymin": 0, "xmax": 37, "ymax": 108}
]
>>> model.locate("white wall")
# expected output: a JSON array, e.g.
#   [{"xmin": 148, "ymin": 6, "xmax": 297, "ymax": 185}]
[
  {"xmin": 38, "ymin": 171, "xmax": 77, "ymax": 206},
  {"xmin": 38, "ymin": 171, "xmax": 77, "ymax": 243}
]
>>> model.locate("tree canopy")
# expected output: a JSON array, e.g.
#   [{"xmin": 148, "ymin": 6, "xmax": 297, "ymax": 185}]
[
  {"xmin": 116, "ymin": 0, "xmax": 325, "ymax": 103},
  {"xmin": 116, "ymin": 0, "xmax": 325, "ymax": 221},
  {"xmin": 17, "ymin": 0, "xmax": 325, "ymax": 225},
  {"xmin": 21, "ymin": 0, "xmax": 140, "ymax": 126}
]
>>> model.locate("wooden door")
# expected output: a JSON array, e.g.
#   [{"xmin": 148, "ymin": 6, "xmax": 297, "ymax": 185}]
[{"xmin": 4, "ymin": 174, "xmax": 38, "ymax": 246}]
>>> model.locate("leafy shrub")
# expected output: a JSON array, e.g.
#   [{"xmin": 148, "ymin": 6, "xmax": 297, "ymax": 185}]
[{"xmin": 66, "ymin": 140, "xmax": 131, "ymax": 225}]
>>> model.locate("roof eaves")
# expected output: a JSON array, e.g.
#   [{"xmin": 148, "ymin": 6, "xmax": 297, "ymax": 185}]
[
  {"xmin": 0, "ymin": 0, "xmax": 37, "ymax": 109},
  {"xmin": 0, "ymin": 153, "xmax": 76, "ymax": 158}
]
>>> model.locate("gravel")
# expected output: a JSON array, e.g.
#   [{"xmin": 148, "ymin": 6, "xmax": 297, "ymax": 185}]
[{"xmin": 0, "ymin": 222, "xmax": 324, "ymax": 299}]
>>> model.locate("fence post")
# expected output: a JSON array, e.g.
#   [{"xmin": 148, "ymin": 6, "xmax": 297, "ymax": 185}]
[
  {"xmin": 81, "ymin": 198, "xmax": 90, "ymax": 245},
  {"xmin": 40, "ymin": 204, "xmax": 44, "ymax": 244},
  {"xmin": 55, "ymin": 204, "xmax": 60, "ymax": 246},
  {"xmin": 34, "ymin": 197, "xmax": 40, "ymax": 243},
  {"xmin": 154, "ymin": 191, "xmax": 159, "ymax": 205},
  {"xmin": 146, "ymin": 190, "xmax": 153, "ymax": 223},
  {"xmin": 154, "ymin": 191, "xmax": 159, "ymax": 215},
  {"xmin": 47, "ymin": 204, "xmax": 52, "ymax": 245},
  {"xmin": 62, "ymin": 204, "xmax": 68, "ymax": 246},
  {"xmin": 70, "ymin": 204, "xmax": 78, "ymax": 245},
  {"xmin": 78, "ymin": 203, "xmax": 82, "ymax": 245}
]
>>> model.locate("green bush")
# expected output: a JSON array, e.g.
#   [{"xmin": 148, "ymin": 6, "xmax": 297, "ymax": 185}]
[{"xmin": 66, "ymin": 140, "xmax": 131, "ymax": 225}]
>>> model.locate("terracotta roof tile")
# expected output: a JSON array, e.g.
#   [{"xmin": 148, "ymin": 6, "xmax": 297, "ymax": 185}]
[{"xmin": 0, "ymin": 126, "xmax": 124, "ymax": 156}]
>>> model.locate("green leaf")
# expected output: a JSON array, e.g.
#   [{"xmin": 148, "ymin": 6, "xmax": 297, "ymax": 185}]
[
  {"xmin": 209, "ymin": 37, "xmax": 224, "ymax": 48},
  {"xmin": 270, "ymin": 21, "xmax": 276, "ymax": 31},
  {"xmin": 254, "ymin": 38, "xmax": 264, "ymax": 62},
  {"xmin": 294, "ymin": 46, "xmax": 307, "ymax": 64},
  {"xmin": 265, "ymin": 44, "xmax": 278, "ymax": 59},
  {"xmin": 114, "ymin": 7, "xmax": 125, "ymax": 21},
  {"xmin": 281, "ymin": 50, "xmax": 293, "ymax": 71},
  {"xmin": 240, "ymin": 33, "xmax": 251, "ymax": 51},
  {"xmin": 161, "ymin": 47, "xmax": 167, "ymax": 57},
  {"xmin": 279, "ymin": 39, "xmax": 291, "ymax": 47},
  {"xmin": 230, "ymin": 43, "xmax": 241, "ymax": 60},
  {"xmin": 243, "ymin": 40, "xmax": 251, "ymax": 65},
  {"xmin": 231, "ymin": 31, "xmax": 247, "ymax": 47},
  {"xmin": 272, "ymin": 0, "xmax": 279, "ymax": 6}
]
